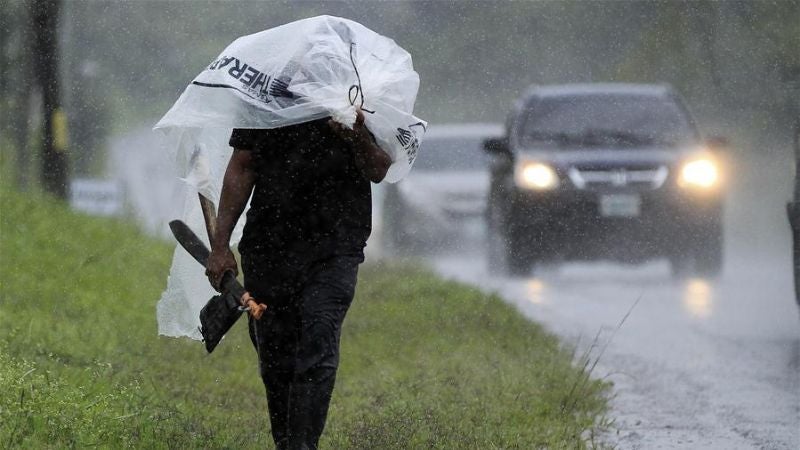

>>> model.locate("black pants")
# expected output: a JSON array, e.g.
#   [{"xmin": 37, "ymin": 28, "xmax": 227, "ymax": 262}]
[{"xmin": 244, "ymin": 254, "xmax": 360, "ymax": 450}]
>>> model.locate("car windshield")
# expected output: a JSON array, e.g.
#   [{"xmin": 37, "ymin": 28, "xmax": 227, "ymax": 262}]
[
  {"xmin": 413, "ymin": 136, "xmax": 491, "ymax": 171},
  {"xmin": 520, "ymin": 94, "xmax": 697, "ymax": 148}
]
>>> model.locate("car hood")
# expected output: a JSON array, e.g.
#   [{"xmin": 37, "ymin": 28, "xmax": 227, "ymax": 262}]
[{"xmin": 517, "ymin": 146, "xmax": 692, "ymax": 169}]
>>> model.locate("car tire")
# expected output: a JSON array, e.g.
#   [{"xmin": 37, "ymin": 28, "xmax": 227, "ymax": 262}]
[
  {"xmin": 669, "ymin": 220, "xmax": 723, "ymax": 279},
  {"xmin": 486, "ymin": 200, "xmax": 532, "ymax": 276},
  {"xmin": 487, "ymin": 230, "xmax": 532, "ymax": 276},
  {"xmin": 694, "ymin": 223, "xmax": 723, "ymax": 277},
  {"xmin": 669, "ymin": 252, "xmax": 692, "ymax": 279},
  {"xmin": 505, "ymin": 222, "xmax": 535, "ymax": 276},
  {"xmin": 506, "ymin": 246, "xmax": 531, "ymax": 276}
]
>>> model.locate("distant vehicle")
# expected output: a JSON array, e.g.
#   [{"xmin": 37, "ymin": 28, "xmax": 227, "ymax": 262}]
[
  {"xmin": 382, "ymin": 123, "xmax": 504, "ymax": 253},
  {"xmin": 484, "ymin": 83, "xmax": 726, "ymax": 276}
]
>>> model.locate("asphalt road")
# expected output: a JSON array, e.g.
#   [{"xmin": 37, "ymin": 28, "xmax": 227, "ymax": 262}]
[{"xmin": 429, "ymin": 251, "xmax": 798, "ymax": 449}]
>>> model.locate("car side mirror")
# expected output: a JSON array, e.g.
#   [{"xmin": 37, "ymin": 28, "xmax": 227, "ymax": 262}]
[
  {"xmin": 483, "ymin": 137, "xmax": 510, "ymax": 155},
  {"xmin": 705, "ymin": 136, "xmax": 729, "ymax": 152}
]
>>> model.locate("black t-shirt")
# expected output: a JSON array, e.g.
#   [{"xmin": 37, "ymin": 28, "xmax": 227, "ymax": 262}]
[{"xmin": 229, "ymin": 119, "xmax": 371, "ymax": 265}]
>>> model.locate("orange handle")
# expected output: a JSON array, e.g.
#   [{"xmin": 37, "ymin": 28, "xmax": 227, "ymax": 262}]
[{"xmin": 241, "ymin": 292, "xmax": 267, "ymax": 320}]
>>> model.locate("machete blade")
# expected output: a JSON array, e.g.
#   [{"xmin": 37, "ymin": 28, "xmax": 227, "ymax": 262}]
[
  {"xmin": 168, "ymin": 219, "xmax": 246, "ymax": 300},
  {"xmin": 169, "ymin": 220, "xmax": 210, "ymax": 267},
  {"xmin": 168, "ymin": 219, "xmax": 250, "ymax": 353}
]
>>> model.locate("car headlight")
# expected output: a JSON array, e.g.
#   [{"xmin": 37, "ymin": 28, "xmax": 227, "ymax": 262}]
[
  {"xmin": 679, "ymin": 158, "xmax": 719, "ymax": 188},
  {"xmin": 515, "ymin": 161, "xmax": 559, "ymax": 190}
]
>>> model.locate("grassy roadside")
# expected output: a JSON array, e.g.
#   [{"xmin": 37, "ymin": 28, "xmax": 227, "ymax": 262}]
[{"xmin": 0, "ymin": 181, "xmax": 610, "ymax": 449}]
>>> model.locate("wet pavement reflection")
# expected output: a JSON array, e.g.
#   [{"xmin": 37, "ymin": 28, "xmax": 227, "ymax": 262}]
[
  {"xmin": 682, "ymin": 278, "xmax": 713, "ymax": 319},
  {"xmin": 430, "ymin": 253, "xmax": 800, "ymax": 449},
  {"xmin": 524, "ymin": 278, "xmax": 546, "ymax": 305}
]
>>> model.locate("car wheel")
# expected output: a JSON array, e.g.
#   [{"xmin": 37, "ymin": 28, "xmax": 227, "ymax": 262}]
[
  {"xmin": 486, "ymin": 196, "xmax": 539, "ymax": 277},
  {"xmin": 506, "ymin": 244, "xmax": 531, "ymax": 276},
  {"xmin": 669, "ymin": 220, "xmax": 723, "ymax": 279},
  {"xmin": 505, "ymin": 221, "xmax": 537, "ymax": 277},
  {"xmin": 486, "ymin": 200, "xmax": 531, "ymax": 275},
  {"xmin": 693, "ymin": 221, "xmax": 723, "ymax": 278},
  {"xmin": 487, "ymin": 230, "xmax": 533, "ymax": 276},
  {"xmin": 669, "ymin": 252, "xmax": 692, "ymax": 279}
]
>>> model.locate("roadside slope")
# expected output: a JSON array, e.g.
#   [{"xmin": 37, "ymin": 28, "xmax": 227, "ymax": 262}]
[{"xmin": 0, "ymin": 183, "xmax": 609, "ymax": 449}]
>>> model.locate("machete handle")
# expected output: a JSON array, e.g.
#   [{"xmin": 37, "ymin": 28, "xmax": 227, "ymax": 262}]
[
  {"xmin": 169, "ymin": 219, "xmax": 267, "ymax": 319},
  {"xmin": 198, "ymin": 194, "xmax": 218, "ymax": 243},
  {"xmin": 217, "ymin": 268, "xmax": 237, "ymax": 290},
  {"xmin": 241, "ymin": 292, "xmax": 267, "ymax": 320},
  {"xmin": 220, "ymin": 270, "xmax": 266, "ymax": 320}
]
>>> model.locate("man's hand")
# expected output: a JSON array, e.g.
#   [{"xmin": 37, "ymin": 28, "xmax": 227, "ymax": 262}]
[
  {"xmin": 329, "ymin": 108, "xmax": 392, "ymax": 182},
  {"xmin": 206, "ymin": 247, "xmax": 238, "ymax": 292},
  {"xmin": 328, "ymin": 108, "xmax": 370, "ymax": 145}
]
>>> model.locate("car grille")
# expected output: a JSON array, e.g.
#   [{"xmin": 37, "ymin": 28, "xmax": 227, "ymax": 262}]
[{"xmin": 567, "ymin": 165, "xmax": 669, "ymax": 190}]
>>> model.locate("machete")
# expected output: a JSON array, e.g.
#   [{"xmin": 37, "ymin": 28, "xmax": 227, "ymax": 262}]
[{"xmin": 168, "ymin": 219, "xmax": 265, "ymax": 353}]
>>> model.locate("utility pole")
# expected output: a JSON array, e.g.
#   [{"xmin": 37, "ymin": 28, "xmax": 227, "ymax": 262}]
[{"xmin": 31, "ymin": 0, "xmax": 68, "ymax": 199}]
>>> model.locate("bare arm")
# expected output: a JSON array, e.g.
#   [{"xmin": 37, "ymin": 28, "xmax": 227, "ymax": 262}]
[
  {"xmin": 352, "ymin": 133, "xmax": 392, "ymax": 183},
  {"xmin": 330, "ymin": 109, "xmax": 392, "ymax": 183},
  {"xmin": 205, "ymin": 149, "xmax": 256, "ymax": 290}
]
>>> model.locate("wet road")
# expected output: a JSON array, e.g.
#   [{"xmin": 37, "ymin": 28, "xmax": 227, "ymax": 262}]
[{"xmin": 428, "ymin": 248, "xmax": 799, "ymax": 448}]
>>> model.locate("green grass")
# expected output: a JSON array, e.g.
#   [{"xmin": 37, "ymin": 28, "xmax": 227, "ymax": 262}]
[{"xmin": 0, "ymin": 180, "xmax": 610, "ymax": 449}]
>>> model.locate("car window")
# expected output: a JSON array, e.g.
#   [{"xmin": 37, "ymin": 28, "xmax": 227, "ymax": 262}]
[
  {"xmin": 414, "ymin": 136, "xmax": 490, "ymax": 171},
  {"xmin": 520, "ymin": 94, "xmax": 697, "ymax": 147}
]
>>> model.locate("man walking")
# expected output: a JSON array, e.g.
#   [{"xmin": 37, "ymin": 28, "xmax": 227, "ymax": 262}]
[{"xmin": 205, "ymin": 109, "xmax": 389, "ymax": 449}]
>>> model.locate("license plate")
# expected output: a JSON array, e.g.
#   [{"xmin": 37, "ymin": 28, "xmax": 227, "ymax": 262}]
[{"xmin": 599, "ymin": 194, "xmax": 641, "ymax": 217}]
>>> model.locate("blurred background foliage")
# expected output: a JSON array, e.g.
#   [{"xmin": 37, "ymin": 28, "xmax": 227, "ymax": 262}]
[{"xmin": 1, "ymin": 0, "xmax": 798, "ymax": 179}]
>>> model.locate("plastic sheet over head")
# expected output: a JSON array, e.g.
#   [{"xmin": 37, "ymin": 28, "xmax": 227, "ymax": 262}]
[{"xmin": 153, "ymin": 16, "xmax": 425, "ymax": 339}]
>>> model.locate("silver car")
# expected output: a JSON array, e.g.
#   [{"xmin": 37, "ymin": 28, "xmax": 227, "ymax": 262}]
[{"xmin": 381, "ymin": 123, "xmax": 504, "ymax": 253}]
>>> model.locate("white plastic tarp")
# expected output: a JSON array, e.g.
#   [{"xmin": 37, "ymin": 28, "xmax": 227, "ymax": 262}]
[{"xmin": 154, "ymin": 15, "xmax": 426, "ymax": 339}]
